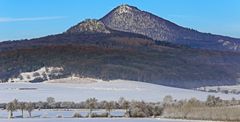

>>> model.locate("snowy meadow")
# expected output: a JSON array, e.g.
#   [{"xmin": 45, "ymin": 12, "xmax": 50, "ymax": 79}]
[
  {"xmin": 0, "ymin": 118, "xmax": 211, "ymax": 122},
  {"xmin": 1, "ymin": 80, "xmax": 240, "ymax": 121},
  {"xmin": 0, "ymin": 80, "xmax": 239, "ymax": 103}
]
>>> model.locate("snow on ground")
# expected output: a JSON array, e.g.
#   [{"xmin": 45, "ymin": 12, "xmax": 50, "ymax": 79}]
[
  {"xmin": 0, "ymin": 118, "xmax": 216, "ymax": 122},
  {"xmin": 197, "ymin": 84, "xmax": 240, "ymax": 93},
  {"xmin": 45, "ymin": 77, "xmax": 103, "ymax": 84},
  {"xmin": 0, "ymin": 79, "xmax": 239, "ymax": 103},
  {"xmin": 0, "ymin": 109, "xmax": 215, "ymax": 121},
  {"xmin": 7, "ymin": 67, "xmax": 63, "ymax": 83},
  {"xmin": 0, "ymin": 109, "xmax": 125, "ymax": 119}
]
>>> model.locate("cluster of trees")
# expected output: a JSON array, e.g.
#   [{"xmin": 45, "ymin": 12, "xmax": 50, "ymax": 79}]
[
  {"xmin": 2, "ymin": 95, "xmax": 240, "ymax": 121},
  {"xmin": 6, "ymin": 99, "xmax": 34, "ymax": 118},
  {"xmin": 2, "ymin": 97, "xmax": 163, "ymax": 119},
  {"xmin": 162, "ymin": 95, "xmax": 240, "ymax": 121}
]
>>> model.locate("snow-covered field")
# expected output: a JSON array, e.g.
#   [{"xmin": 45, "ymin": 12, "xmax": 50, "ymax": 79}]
[
  {"xmin": 0, "ymin": 109, "xmax": 125, "ymax": 119},
  {"xmin": 0, "ymin": 109, "xmax": 214, "ymax": 122},
  {"xmin": 0, "ymin": 79, "xmax": 239, "ymax": 103},
  {"xmin": 197, "ymin": 84, "xmax": 240, "ymax": 94},
  {"xmin": 0, "ymin": 118, "xmax": 214, "ymax": 122}
]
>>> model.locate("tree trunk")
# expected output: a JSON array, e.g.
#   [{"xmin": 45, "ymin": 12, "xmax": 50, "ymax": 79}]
[
  {"xmin": 28, "ymin": 111, "xmax": 31, "ymax": 118},
  {"xmin": 125, "ymin": 109, "xmax": 130, "ymax": 118},
  {"xmin": 88, "ymin": 109, "xmax": 92, "ymax": 118},
  {"xmin": 108, "ymin": 110, "xmax": 111, "ymax": 118},
  {"xmin": 8, "ymin": 111, "xmax": 13, "ymax": 119},
  {"xmin": 21, "ymin": 110, "xmax": 24, "ymax": 118}
]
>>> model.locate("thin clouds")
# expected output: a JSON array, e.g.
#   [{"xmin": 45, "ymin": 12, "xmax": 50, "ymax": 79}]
[{"xmin": 0, "ymin": 16, "xmax": 65, "ymax": 22}]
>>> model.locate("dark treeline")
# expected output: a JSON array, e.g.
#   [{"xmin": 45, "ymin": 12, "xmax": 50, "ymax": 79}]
[{"xmin": 2, "ymin": 95, "xmax": 240, "ymax": 121}]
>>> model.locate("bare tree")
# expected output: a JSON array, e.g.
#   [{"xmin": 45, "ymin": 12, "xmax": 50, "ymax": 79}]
[
  {"xmin": 46, "ymin": 97, "xmax": 55, "ymax": 104},
  {"xmin": 46, "ymin": 97, "xmax": 55, "ymax": 108},
  {"xmin": 118, "ymin": 97, "xmax": 125, "ymax": 106},
  {"xmin": 18, "ymin": 102, "xmax": 26, "ymax": 118},
  {"xmin": 86, "ymin": 98, "xmax": 97, "ymax": 118},
  {"xmin": 12, "ymin": 99, "xmax": 18, "ymax": 109},
  {"xmin": 35, "ymin": 101, "xmax": 45, "ymax": 110},
  {"xmin": 152, "ymin": 105, "xmax": 163, "ymax": 117},
  {"xmin": 119, "ymin": 98, "xmax": 130, "ymax": 117},
  {"xmin": 163, "ymin": 95, "xmax": 173, "ymax": 105},
  {"xmin": 25, "ymin": 102, "xmax": 34, "ymax": 118},
  {"xmin": 104, "ymin": 101, "xmax": 114, "ymax": 117},
  {"xmin": 129, "ymin": 101, "xmax": 148, "ymax": 117},
  {"xmin": 6, "ymin": 102, "xmax": 16, "ymax": 119}
]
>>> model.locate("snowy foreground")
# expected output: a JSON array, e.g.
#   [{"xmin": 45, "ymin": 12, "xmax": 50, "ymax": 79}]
[
  {"xmin": 0, "ymin": 79, "xmax": 239, "ymax": 102},
  {"xmin": 0, "ymin": 118, "xmax": 216, "ymax": 122},
  {"xmin": 0, "ymin": 109, "xmax": 214, "ymax": 122}
]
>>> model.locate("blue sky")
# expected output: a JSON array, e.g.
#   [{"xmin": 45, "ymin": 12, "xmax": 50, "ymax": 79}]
[{"xmin": 0, "ymin": 0, "xmax": 240, "ymax": 41}]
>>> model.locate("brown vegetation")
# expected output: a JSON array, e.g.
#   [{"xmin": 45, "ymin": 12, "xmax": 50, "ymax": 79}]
[
  {"xmin": 163, "ymin": 95, "xmax": 240, "ymax": 121},
  {"xmin": 2, "ymin": 95, "xmax": 240, "ymax": 121}
]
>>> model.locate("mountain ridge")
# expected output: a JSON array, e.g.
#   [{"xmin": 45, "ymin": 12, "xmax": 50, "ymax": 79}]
[{"xmin": 100, "ymin": 4, "xmax": 240, "ymax": 52}]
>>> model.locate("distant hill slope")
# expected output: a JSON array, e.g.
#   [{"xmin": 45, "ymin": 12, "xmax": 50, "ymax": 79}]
[
  {"xmin": 101, "ymin": 4, "xmax": 240, "ymax": 52},
  {"xmin": 1, "ymin": 31, "xmax": 240, "ymax": 88}
]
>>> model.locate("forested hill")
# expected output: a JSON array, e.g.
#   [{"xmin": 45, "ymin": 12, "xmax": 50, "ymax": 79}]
[{"xmin": 1, "ymin": 31, "xmax": 240, "ymax": 88}]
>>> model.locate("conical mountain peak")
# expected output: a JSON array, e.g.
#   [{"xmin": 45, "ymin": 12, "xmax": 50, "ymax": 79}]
[
  {"xmin": 66, "ymin": 19, "xmax": 110, "ymax": 34},
  {"xmin": 101, "ymin": 4, "xmax": 240, "ymax": 51},
  {"xmin": 114, "ymin": 4, "xmax": 140, "ymax": 14}
]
